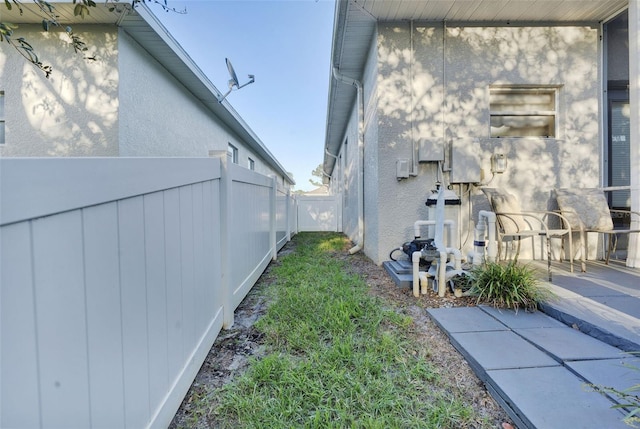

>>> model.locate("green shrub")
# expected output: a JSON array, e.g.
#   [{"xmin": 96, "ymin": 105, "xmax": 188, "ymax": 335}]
[{"xmin": 468, "ymin": 261, "xmax": 555, "ymax": 311}]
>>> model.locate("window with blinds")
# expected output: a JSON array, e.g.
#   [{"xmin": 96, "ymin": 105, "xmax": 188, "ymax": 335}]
[{"xmin": 490, "ymin": 87, "xmax": 557, "ymax": 138}]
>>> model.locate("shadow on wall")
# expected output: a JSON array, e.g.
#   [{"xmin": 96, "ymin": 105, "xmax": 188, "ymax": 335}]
[
  {"xmin": 3, "ymin": 25, "xmax": 118, "ymax": 156},
  {"xmin": 376, "ymin": 23, "xmax": 601, "ymax": 203}
]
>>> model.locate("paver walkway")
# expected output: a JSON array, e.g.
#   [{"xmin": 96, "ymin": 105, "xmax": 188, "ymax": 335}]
[{"xmin": 428, "ymin": 305, "xmax": 637, "ymax": 429}]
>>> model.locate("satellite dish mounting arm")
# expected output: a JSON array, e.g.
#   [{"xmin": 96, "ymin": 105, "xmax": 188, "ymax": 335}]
[{"xmin": 217, "ymin": 58, "xmax": 255, "ymax": 103}]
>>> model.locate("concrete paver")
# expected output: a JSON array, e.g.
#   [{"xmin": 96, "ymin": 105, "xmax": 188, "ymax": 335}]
[
  {"xmin": 427, "ymin": 306, "xmax": 507, "ymax": 333},
  {"xmin": 480, "ymin": 306, "xmax": 565, "ymax": 329},
  {"xmin": 426, "ymin": 305, "xmax": 635, "ymax": 429},
  {"xmin": 488, "ymin": 366, "xmax": 629, "ymax": 429},
  {"xmin": 450, "ymin": 331, "xmax": 559, "ymax": 371},
  {"xmin": 566, "ymin": 357, "xmax": 640, "ymax": 399},
  {"xmin": 515, "ymin": 327, "xmax": 624, "ymax": 361}
]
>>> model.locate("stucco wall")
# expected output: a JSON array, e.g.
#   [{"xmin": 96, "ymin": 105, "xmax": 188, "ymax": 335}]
[
  {"xmin": 338, "ymin": 102, "xmax": 359, "ymax": 244},
  {"xmin": 362, "ymin": 30, "xmax": 380, "ymax": 261},
  {"xmin": 117, "ymin": 30, "xmax": 282, "ymax": 180},
  {"xmin": 367, "ymin": 22, "xmax": 601, "ymax": 264},
  {"xmin": 1, "ymin": 24, "xmax": 288, "ymax": 184},
  {"xmin": 0, "ymin": 25, "xmax": 119, "ymax": 157}
]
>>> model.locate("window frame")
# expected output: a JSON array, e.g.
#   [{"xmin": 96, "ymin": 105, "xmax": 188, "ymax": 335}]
[
  {"xmin": 489, "ymin": 85, "xmax": 559, "ymax": 138},
  {"xmin": 227, "ymin": 143, "xmax": 238, "ymax": 164},
  {"xmin": 248, "ymin": 157, "xmax": 255, "ymax": 171}
]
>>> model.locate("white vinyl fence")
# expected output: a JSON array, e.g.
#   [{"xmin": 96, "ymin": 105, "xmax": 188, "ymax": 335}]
[
  {"xmin": 0, "ymin": 156, "xmax": 297, "ymax": 429},
  {"xmin": 296, "ymin": 194, "xmax": 342, "ymax": 232}
]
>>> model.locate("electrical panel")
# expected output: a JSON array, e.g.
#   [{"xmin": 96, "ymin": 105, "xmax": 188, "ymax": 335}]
[
  {"xmin": 418, "ymin": 139, "xmax": 444, "ymax": 162},
  {"xmin": 396, "ymin": 159, "xmax": 410, "ymax": 179},
  {"xmin": 450, "ymin": 138, "xmax": 482, "ymax": 183}
]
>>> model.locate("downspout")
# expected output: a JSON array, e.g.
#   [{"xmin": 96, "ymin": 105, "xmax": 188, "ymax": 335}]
[
  {"xmin": 332, "ymin": 66, "xmax": 364, "ymax": 255},
  {"xmin": 324, "ymin": 148, "xmax": 338, "ymax": 192}
]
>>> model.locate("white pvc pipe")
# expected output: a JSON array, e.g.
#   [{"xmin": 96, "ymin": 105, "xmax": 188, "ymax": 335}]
[
  {"xmin": 470, "ymin": 219, "xmax": 487, "ymax": 265},
  {"xmin": 412, "ymin": 251, "xmax": 421, "ymax": 297},
  {"xmin": 446, "ymin": 247, "xmax": 462, "ymax": 270},
  {"xmin": 478, "ymin": 210, "xmax": 498, "ymax": 263},
  {"xmin": 419, "ymin": 271, "xmax": 429, "ymax": 295},
  {"xmin": 413, "ymin": 219, "xmax": 455, "ymax": 246},
  {"xmin": 432, "ymin": 187, "xmax": 450, "ymax": 297},
  {"xmin": 437, "ymin": 250, "xmax": 448, "ymax": 297}
]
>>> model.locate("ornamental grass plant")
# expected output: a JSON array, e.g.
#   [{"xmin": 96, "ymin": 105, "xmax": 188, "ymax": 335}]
[{"xmin": 468, "ymin": 261, "xmax": 556, "ymax": 311}]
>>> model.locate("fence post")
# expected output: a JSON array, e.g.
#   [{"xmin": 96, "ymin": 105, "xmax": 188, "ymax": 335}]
[
  {"xmin": 270, "ymin": 176, "xmax": 277, "ymax": 261},
  {"xmin": 210, "ymin": 151, "xmax": 234, "ymax": 328},
  {"xmin": 285, "ymin": 188, "xmax": 291, "ymax": 242}
]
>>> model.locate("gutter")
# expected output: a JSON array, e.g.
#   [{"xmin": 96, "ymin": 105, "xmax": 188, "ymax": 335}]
[{"xmin": 332, "ymin": 66, "xmax": 364, "ymax": 254}]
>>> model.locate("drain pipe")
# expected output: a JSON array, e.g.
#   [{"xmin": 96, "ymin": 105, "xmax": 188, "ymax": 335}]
[
  {"xmin": 470, "ymin": 210, "xmax": 497, "ymax": 264},
  {"xmin": 433, "ymin": 186, "xmax": 450, "ymax": 297},
  {"xmin": 333, "ymin": 66, "xmax": 364, "ymax": 254}
]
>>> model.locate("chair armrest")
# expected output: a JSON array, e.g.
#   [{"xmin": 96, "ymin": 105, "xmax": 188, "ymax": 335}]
[
  {"xmin": 494, "ymin": 211, "xmax": 554, "ymax": 235},
  {"xmin": 553, "ymin": 208, "xmax": 586, "ymax": 233},
  {"xmin": 521, "ymin": 210, "xmax": 574, "ymax": 235}
]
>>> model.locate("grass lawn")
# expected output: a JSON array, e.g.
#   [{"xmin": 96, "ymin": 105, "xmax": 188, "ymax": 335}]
[{"xmin": 180, "ymin": 232, "xmax": 498, "ymax": 428}]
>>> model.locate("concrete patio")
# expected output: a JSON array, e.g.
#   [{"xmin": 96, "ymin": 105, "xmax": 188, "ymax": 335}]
[{"xmin": 427, "ymin": 259, "xmax": 640, "ymax": 429}]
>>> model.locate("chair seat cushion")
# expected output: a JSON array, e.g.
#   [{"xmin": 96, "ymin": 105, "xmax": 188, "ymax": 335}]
[{"xmin": 554, "ymin": 188, "xmax": 614, "ymax": 231}]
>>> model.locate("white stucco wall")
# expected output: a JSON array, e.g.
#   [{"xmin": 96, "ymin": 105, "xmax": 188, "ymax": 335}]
[
  {"xmin": 0, "ymin": 24, "xmax": 285, "ymax": 184},
  {"xmin": 118, "ymin": 29, "xmax": 220, "ymax": 157},
  {"xmin": 0, "ymin": 25, "xmax": 119, "ymax": 157},
  {"xmin": 344, "ymin": 22, "xmax": 601, "ymax": 264},
  {"xmin": 117, "ymin": 30, "xmax": 283, "ymax": 180},
  {"xmin": 362, "ymin": 31, "xmax": 380, "ymax": 261},
  {"xmin": 338, "ymin": 103, "xmax": 359, "ymax": 244}
]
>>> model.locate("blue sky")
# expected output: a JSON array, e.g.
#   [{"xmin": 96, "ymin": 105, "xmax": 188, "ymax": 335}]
[{"xmin": 150, "ymin": 0, "xmax": 335, "ymax": 191}]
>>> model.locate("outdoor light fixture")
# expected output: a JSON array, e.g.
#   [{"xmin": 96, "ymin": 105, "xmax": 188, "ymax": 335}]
[
  {"xmin": 217, "ymin": 58, "xmax": 255, "ymax": 103},
  {"xmin": 491, "ymin": 153, "xmax": 507, "ymax": 174}
]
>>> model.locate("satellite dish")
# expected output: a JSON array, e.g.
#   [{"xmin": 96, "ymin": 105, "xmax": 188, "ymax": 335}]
[
  {"xmin": 218, "ymin": 58, "xmax": 255, "ymax": 103},
  {"xmin": 226, "ymin": 58, "xmax": 240, "ymax": 89}
]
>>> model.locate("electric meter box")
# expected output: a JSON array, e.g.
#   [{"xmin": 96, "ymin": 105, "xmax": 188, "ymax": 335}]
[
  {"xmin": 450, "ymin": 138, "xmax": 481, "ymax": 183},
  {"xmin": 418, "ymin": 139, "xmax": 444, "ymax": 162},
  {"xmin": 425, "ymin": 190, "xmax": 461, "ymax": 248}
]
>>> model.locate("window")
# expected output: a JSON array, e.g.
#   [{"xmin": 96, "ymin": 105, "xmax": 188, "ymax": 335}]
[
  {"xmin": 0, "ymin": 91, "xmax": 5, "ymax": 144},
  {"xmin": 227, "ymin": 143, "xmax": 238, "ymax": 164},
  {"xmin": 248, "ymin": 157, "xmax": 255, "ymax": 170},
  {"xmin": 490, "ymin": 86, "xmax": 557, "ymax": 138}
]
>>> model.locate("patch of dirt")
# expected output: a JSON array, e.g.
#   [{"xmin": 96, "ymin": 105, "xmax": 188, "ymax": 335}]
[{"xmin": 169, "ymin": 241, "xmax": 515, "ymax": 428}]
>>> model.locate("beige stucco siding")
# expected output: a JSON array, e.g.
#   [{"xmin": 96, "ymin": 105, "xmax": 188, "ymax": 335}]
[
  {"xmin": 365, "ymin": 22, "xmax": 601, "ymax": 264},
  {"xmin": 444, "ymin": 25, "xmax": 601, "ymax": 193},
  {"xmin": 0, "ymin": 24, "xmax": 119, "ymax": 157}
]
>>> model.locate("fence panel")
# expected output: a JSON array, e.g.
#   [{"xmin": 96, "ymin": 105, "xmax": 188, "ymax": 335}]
[
  {"xmin": 0, "ymin": 157, "xmax": 297, "ymax": 428},
  {"xmin": 276, "ymin": 184, "xmax": 289, "ymax": 250},
  {"xmin": 0, "ymin": 222, "xmax": 41, "ymax": 428},
  {"xmin": 227, "ymin": 164, "xmax": 274, "ymax": 310},
  {"xmin": 0, "ymin": 158, "xmax": 226, "ymax": 429},
  {"xmin": 297, "ymin": 194, "xmax": 341, "ymax": 232}
]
